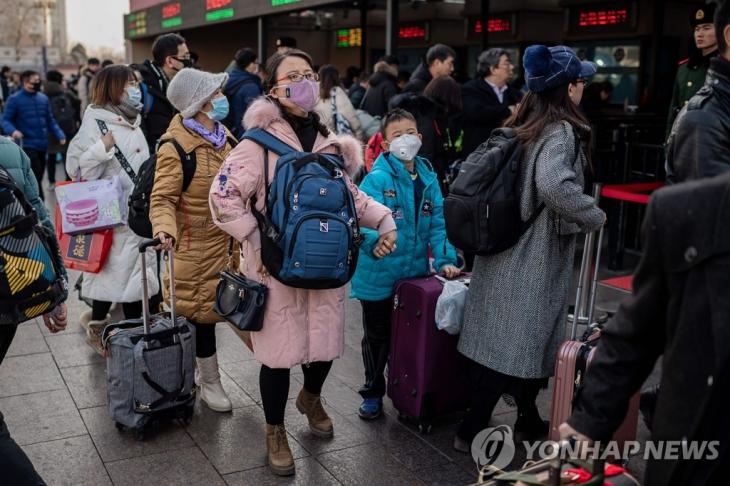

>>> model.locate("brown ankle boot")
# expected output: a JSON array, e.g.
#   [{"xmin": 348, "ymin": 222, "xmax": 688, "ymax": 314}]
[
  {"xmin": 265, "ymin": 424, "xmax": 295, "ymax": 476},
  {"xmin": 295, "ymin": 388, "xmax": 333, "ymax": 438}
]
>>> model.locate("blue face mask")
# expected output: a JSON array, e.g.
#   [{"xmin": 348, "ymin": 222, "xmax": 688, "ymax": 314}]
[
  {"xmin": 125, "ymin": 86, "xmax": 142, "ymax": 106},
  {"xmin": 206, "ymin": 96, "xmax": 229, "ymax": 121}
]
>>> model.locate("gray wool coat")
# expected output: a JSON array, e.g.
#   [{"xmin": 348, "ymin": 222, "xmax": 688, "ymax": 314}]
[{"xmin": 457, "ymin": 121, "xmax": 606, "ymax": 379}]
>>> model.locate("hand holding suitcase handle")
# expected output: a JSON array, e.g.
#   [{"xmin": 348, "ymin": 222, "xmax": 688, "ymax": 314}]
[{"xmin": 138, "ymin": 238, "xmax": 177, "ymax": 336}]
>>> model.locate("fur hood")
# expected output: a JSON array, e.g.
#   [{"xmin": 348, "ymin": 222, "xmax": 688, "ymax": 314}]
[{"xmin": 242, "ymin": 97, "xmax": 363, "ymax": 177}]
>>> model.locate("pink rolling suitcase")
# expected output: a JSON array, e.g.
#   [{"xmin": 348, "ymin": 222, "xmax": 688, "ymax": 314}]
[
  {"xmin": 387, "ymin": 276, "xmax": 471, "ymax": 433},
  {"xmin": 548, "ymin": 222, "xmax": 639, "ymax": 455}
]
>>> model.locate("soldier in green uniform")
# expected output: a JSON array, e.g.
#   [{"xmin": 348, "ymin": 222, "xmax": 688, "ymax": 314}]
[{"xmin": 666, "ymin": 3, "xmax": 718, "ymax": 137}]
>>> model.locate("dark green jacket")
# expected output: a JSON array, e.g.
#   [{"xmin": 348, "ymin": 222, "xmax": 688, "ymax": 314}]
[{"xmin": 666, "ymin": 50, "xmax": 717, "ymax": 136}]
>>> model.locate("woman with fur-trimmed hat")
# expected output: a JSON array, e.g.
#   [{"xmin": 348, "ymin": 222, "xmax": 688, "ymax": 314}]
[
  {"xmin": 149, "ymin": 68, "xmax": 238, "ymax": 413},
  {"xmin": 209, "ymin": 49, "xmax": 396, "ymax": 477}
]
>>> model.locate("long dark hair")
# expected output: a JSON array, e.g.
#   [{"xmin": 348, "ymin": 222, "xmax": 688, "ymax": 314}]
[
  {"xmin": 504, "ymin": 82, "xmax": 591, "ymax": 163},
  {"xmin": 423, "ymin": 76, "xmax": 462, "ymax": 113},
  {"xmin": 318, "ymin": 64, "xmax": 341, "ymax": 100},
  {"xmin": 263, "ymin": 49, "xmax": 329, "ymax": 137}
]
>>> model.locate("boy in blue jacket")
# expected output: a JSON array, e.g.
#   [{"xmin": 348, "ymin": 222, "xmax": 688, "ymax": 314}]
[{"xmin": 351, "ymin": 108, "xmax": 460, "ymax": 420}]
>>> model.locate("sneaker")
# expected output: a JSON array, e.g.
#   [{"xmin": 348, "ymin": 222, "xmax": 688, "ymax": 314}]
[{"xmin": 357, "ymin": 398, "xmax": 382, "ymax": 420}]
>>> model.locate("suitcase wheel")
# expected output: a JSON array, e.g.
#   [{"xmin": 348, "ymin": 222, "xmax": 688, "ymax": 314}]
[{"xmin": 114, "ymin": 422, "xmax": 124, "ymax": 431}]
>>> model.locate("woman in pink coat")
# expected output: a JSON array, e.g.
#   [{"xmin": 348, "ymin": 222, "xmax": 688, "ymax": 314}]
[{"xmin": 209, "ymin": 50, "xmax": 397, "ymax": 477}]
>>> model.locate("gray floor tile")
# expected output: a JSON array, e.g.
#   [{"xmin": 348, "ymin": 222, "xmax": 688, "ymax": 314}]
[
  {"xmin": 80, "ymin": 405, "xmax": 194, "ymax": 462},
  {"xmin": 61, "ymin": 362, "xmax": 108, "ymax": 409},
  {"xmin": 309, "ymin": 373, "xmax": 363, "ymax": 418},
  {"xmin": 346, "ymin": 411, "xmax": 452, "ymax": 472},
  {"xmin": 221, "ymin": 360, "xmax": 298, "ymax": 404},
  {"xmin": 0, "ymin": 353, "xmax": 65, "ymax": 397},
  {"xmin": 216, "ymin": 323, "xmax": 257, "ymax": 364},
  {"xmin": 186, "ymin": 404, "xmax": 308, "ymax": 475},
  {"xmin": 420, "ymin": 462, "xmax": 476, "ymax": 485},
  {"xmin": 223, "ymin": 457, "xmax": 340, "ymax": 486},
  {"xmin": 105, "ymin": 446, "xmax": 226, "ymax": 486},
  {"xmin": 6, "ymin": 321, "xmax": 49, "ymax": 357},
  {"xmin": 219, "ymin": 368, "xmax": 258, "ymax": 409},
  {"xmin": 283, "ymin": 398, "xmax": 374, "ymax": 455},
  {"xmin": 317, "ymin": 443, "xmax": 425, "ymax": 486},
  {"xmin": 45, "ymin": 330, "xmax": 105, "ymax": 368},
  {"xmin": 0, "ymin": 389, "xmax": 87, "ymax": 445},
  {"xmin": 22, "ymin": 435, "xmax": 112, "ymax": 486}
]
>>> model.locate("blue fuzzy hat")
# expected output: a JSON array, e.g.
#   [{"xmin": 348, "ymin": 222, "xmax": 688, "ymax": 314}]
[{"xmin": 523, "ymin": 45, "xmax": 597, "ymax": 93}]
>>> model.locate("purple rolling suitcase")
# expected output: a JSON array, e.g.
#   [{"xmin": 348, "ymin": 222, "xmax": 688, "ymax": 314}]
[{"xmin": 387, "ymin": 276, "xmax": 470, "ymax": 433}]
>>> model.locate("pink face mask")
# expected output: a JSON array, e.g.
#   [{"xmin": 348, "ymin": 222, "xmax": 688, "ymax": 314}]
[{"xmin": 275, "ymin": 78, "xmax": 319, "ymax": 112}]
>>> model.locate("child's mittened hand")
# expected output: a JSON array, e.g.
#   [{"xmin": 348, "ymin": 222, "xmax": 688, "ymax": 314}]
[{"xmin": 441, "ymin": 265, "xmax": 460, "ymax": 279}]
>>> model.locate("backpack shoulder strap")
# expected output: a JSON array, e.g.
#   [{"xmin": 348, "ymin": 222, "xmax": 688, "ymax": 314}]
[
  {"xmin": 157, "ymin": 138, "xmax": 196, "ymax": 192},
  {"xmin": 241, "ymin": 128, "xmax": 296, "ymax": 157},
  {"xmin": 165, "ymin": 138, "xmax": 197, "ymax": 192}
]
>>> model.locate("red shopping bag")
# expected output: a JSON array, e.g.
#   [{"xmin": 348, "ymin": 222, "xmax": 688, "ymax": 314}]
[{"xmin": 54, "ymin": 181, "xmax": 113, "ymax": 273}]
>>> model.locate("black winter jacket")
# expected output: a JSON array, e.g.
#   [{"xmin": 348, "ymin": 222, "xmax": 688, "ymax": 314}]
[
  {"xmin": 402, "ymin": 62, "xmax": 432, "ymax": 94},
  {"xmin": 138, "ymin": 60, "xmax": 177, "ymax": 151},
  {"xmin": 461, "ymin": 77, "xmax": 520, "ymax": 158},
  {"xmin": 666, "ymin": 57, "xmax": 730, "ymax": 183},
  {"xmin": 388, "ymin": 92, "xmax": 462, "ymax": 192},
  {"xmin": 569, "ymin": 173, "xmax": 730, "ymax": 486},
  {"xmin": 360, "ymin": 71, "xmax": 398, "ymax": 117}
]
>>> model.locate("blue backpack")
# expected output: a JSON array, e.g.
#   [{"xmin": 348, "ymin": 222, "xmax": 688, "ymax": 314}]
[{"xmin": 241, "ymin": 128, "xmax": 362, "ymax": 289}]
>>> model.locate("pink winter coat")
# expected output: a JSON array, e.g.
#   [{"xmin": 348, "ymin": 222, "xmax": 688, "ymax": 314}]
[{"xmin": 209, "ymin": 98, "xmax": 396, "ymax": 369}]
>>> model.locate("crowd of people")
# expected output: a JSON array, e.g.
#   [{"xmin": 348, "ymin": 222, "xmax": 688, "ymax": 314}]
[{"xmin": 0, "ymin": 2, "xmax": 729, "ymax": 484}]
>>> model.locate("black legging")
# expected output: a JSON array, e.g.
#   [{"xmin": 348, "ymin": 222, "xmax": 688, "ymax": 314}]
[
  {"xmin": 260, "ymin": 361, "xmax": 333, "ymax": 425},
  {"xmin": 192, "ymin": 322, "xmax": 216, "ymax": 359}
]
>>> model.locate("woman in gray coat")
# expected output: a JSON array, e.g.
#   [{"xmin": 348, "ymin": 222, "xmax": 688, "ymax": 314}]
[{"xmin": 454, "ymin": 45, "xmax": 606, "ymax": 449}]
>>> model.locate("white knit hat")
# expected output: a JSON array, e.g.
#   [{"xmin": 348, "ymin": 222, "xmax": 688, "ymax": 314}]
[{"xmin": 167, "ymin": 68, "xmax": 228, "ymax": 119}]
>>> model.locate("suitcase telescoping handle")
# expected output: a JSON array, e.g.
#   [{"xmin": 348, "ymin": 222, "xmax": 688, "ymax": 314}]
[
  {"xmin": 570, "ymin": 184, "xmax": 603, "ymax": 341},
  {"xmin": 138, "ymin": 239, "xmax": 177, "ymax": 335}
]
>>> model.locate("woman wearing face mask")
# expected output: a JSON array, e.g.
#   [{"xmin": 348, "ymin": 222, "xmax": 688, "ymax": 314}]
[
  {"xmin": 453, "ymin": 45, "xmax": 606, "ymax": 451},
  {"xmin": 149, "ymin": 68, "xmax": 237, "ymax": 413},
  {"xmin": 209, "ymin": 49, "xmax": 396, "ymax": 477},
  {"xmin": 66, "ymin": 65, "xmax": 160, "ymax": 354}
]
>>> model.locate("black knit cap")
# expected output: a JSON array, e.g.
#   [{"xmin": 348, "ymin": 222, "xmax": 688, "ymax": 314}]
[{"xmin": 690, "ymin": 3, "xmax": 716, "ymax": 27}]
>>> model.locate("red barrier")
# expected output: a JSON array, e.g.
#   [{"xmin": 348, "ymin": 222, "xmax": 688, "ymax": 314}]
[{"xmin": 600, "ymin": 182, "xmax": 664, "ymax": 205}]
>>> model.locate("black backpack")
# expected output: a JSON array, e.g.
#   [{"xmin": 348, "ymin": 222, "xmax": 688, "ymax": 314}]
[
  {"xmin": 50, "ymin": 94, "xmax": 77, "ymax": 138},
  {"xmin": 444, "ymin": 127, "xmax": 580, "ymax": 256},
  {"xmin": 127, "ymin": 140, "xmax": 197, "ymax": 238}
]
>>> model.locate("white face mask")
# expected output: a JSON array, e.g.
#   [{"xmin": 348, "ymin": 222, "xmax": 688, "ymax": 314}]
[{"xmin": 388, "ymin": 134, "xmax": 422, "ymax": 162}]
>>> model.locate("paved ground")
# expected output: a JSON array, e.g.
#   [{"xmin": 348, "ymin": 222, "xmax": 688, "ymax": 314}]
[{"xmin": 0, "ymin": 175, "xmax": 656, "ymax": 485}]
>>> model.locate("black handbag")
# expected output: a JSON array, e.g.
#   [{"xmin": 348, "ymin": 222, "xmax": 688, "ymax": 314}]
[{"xmin": 213, "ymin": 239, "xmax": 267, "ymax": 332}]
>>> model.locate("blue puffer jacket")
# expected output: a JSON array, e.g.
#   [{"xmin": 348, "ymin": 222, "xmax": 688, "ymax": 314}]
[
  {"xmin": 224, "ymin": 68, "xmax": 264, "ymax": 138},
  {"xmin": 0, "ymin": 137, "xmax": 67, "ymax": 280},
  {"xmin": 1, "ymin": 90, "xmax": 65, "ymax": 151},
  {"xmin": 350, "ymin": 152, "xmax": 457, "ymax": 301}
]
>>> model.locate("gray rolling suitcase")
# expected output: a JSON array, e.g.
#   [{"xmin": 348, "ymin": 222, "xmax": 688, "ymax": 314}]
[{"xmin": 102, "ymin": 239, "xmax": 196, "ymax": 439}]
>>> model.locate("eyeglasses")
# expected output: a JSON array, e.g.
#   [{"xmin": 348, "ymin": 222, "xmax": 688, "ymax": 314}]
[
  {"xmin": 275, "ymin": 72, "xmax": 319, "ymax": 83},
  {"xmin": 575, "ymin": 78, "xmax": 588, "ymax": 86}
]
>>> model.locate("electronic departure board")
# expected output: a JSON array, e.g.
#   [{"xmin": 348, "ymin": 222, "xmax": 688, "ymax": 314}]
[
  {"xmin": 568, "ymin": 2, "xmax": 637, "ymax": 33},
  {"xmin": 125, "ymin": 0, "xmax": 334, "ymax": 39},
  {"xmin": 336, "ymin": 28, "xmax": 362, "ymax": 48}
]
